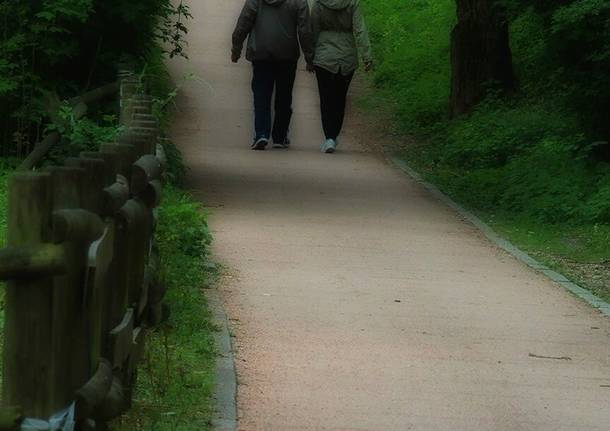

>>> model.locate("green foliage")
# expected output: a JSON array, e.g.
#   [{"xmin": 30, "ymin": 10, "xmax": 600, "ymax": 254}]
[
  {"xmin": 156, "ymin": 186, "xmax": 212, "ymax": 260},
  {"xmin": 364, "ymin": 0, "xmax": 454, "ymax": 133},
  {"xmin": 0, "ymin": 166, "xmax": 10, "ymax": 248},
  {"xmin": 499, "ymin": 138, "xmax": 589, "ymax": 221},
  {"xmin": 442, "ymin": 101, "xmax": 580, "ymax": 169},
  {"xmin": 504, "ymin": 0, "xmax": 610, "ymax": 135},
  {"xmin": 44, "ymin": 108, "xmax": 121, "ymax": 164},
  {"xmin": 160, "ymin": 137, "xmax": 187, "ymax": 184},
  {"xmin": 0, "ymin": 0, "xmax": 191, "ymax": 154},
  {"xmin": 364, "ymin": 0, "xmax": 610, "ymax": 226}
]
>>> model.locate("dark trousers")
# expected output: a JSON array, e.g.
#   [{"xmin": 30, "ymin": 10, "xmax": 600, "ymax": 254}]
[
  {"xmin": 251, "ymin": 61, "xmax": 297, "ymax": 142},
  {"xmin": 315, "ymin": 67, "xmax": 354, "ymax": 140}
]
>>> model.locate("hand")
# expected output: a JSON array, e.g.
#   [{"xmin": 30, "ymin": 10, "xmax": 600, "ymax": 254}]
[
  {"xmin": 231, "ymin": 52, "xmax": 240, "ymax": 63},
  {"xmin": 364, "ymin": 60, "xmax": 374, "ymax": 72},
  {"xmin": 306, "ymin": 63, "xmax": 315, "ymax": 73}
]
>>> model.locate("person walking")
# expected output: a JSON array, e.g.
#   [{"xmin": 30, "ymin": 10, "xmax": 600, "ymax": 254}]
[
  {"xmin": 310, "ymin": 0, "xmax": 373, "ymax": 154},
  {"xmin": 232, "ymin": 0, "xmax": 314, "ymax": 150}
]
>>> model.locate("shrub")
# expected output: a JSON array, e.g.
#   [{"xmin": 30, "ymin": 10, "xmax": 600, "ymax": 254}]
[
  {"xmin": 364, "ymin": 0, "xmax": 454, "ymax": 133},
  {"xmin": 442, "ymin": 100, "xmax": 580, "ymax": 169}
]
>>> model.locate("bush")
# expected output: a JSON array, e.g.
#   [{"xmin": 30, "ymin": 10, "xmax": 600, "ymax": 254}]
[
  {"xmin": 156, "ymin": 185, "xmax": 212, "ymax": 260},
  {"xmin": 584, "ymin": 172, "xmax": 610, "ymax": 223},
  {"xmin": 364, "ymin": 0, "xmax": 454, "ymax": 133},
  {"xmin": 499, "ymin": 137, "xmax": 592, "ymax": 222},
  {"xmin": 442, "ymin": 100, "xmax": 579, "ymax": 169}
]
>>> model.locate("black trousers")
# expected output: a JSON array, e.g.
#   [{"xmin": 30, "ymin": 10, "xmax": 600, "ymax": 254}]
[
  {"xmin": 251, "ymin": 61, "xmax": 297, "ymax": 142},
  {"xmin": 315, "ymin": 67, "xmax": 354, "ymax": 140}
]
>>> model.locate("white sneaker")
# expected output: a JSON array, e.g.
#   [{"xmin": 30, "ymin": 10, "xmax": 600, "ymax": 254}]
[
  {"xmin": 321, "ymin": 139, "xmax": 337, "ymax": 154},
  {"xmin": 251, "ymin": 137, "xmax": 268, "ymax": 150}
]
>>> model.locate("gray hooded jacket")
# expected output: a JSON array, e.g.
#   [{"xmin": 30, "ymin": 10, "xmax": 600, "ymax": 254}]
[
  {"xmin": 232, "ymin": 0, "xmax": 314, "ymax": 64},
  {"xmin": 312, "ymin": 0, "xmax": 372, "ymax": 74}
]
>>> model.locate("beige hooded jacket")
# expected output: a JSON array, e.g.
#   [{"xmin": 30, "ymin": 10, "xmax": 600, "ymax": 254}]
[{"xmin": 311, "ymin": 0, "xmax": 373, "ymax": 75}]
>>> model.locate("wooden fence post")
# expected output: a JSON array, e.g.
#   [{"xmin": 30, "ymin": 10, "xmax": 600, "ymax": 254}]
[
  {"xmin": 2, "ymin": 172, "xmax": 62, "ymax": 417},
  {"xmin": 46, "ymin": 166, "xmax": 104, "ymax": 410},
  {"xmin": 119, "ymin": 76, "xmax": 140, "ymax": 127}
]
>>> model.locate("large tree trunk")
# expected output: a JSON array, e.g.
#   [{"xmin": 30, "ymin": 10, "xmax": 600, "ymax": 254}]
[{"xmin": 450, "ymin": 0, "xmax": 515, "ymax": 117}]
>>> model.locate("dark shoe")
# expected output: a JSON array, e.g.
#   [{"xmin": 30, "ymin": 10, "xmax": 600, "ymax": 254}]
[
  {"xmin": 272, "ymin": 138, "xmax": 291, "ymax": 149},
  {"xmin": 251, "ymin": 137, "xmax": 268, "ymax": 151}
]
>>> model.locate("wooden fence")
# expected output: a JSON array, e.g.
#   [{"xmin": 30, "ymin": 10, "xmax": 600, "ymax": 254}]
[{"xmin": 0, "ymin": 72, "xmax": 169, "ymax": 430}]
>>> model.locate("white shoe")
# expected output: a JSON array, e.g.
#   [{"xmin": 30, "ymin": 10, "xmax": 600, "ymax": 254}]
[
  {"xmin": 321, "ymin": 139, "xmax": 337, "ymax": 154},
  {"xmin": 251, "ymin": 137, "xmax": 268, "ymax": 150}
]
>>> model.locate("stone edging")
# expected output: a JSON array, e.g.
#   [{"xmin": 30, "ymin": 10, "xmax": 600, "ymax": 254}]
[{"xmin": 206, "ymin": 288, "xmax": 238, "ymax": 431}]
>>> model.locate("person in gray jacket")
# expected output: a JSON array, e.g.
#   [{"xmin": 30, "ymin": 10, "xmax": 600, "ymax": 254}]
[
  {"xmin": 311, "ymin": 0, "xmax": 373, "ymax": 153},
  {"xmin": 232, "ymin": 0, "xmax": 314, "ymax": 150}
]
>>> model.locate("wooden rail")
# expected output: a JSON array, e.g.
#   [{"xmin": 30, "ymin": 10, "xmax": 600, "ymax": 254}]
[{"xmin": 0, "ymin": 73, "xmax": 168, "ymax": 430}]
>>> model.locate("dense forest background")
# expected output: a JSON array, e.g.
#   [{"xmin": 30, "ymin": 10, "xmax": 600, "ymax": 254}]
[
  {"xmin": 364, "ymin": 0, "xmax": 610, "ymax": 225},
  {"xmin": 0, "ymin": 0, "xmax": 188, "ymax": 159}
]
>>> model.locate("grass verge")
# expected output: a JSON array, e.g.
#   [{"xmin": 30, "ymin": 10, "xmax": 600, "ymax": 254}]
[{"xmin": 111, "ymin": 185, "xmax": 217, "ymax": 430}]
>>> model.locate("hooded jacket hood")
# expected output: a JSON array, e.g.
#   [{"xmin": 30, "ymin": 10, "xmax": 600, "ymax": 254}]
[
  {"xmin": 232, "ymin": 0, "xmax": 314, "ymax": 63},
  {"xmin": 318, "ymin": 0, "xmax": 352, "ymax": 10}
]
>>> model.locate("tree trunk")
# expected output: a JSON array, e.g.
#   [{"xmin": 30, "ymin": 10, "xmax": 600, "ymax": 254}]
[{"xmin": 450, "ymin": 0, "xmax": 515, "ymax": 117}]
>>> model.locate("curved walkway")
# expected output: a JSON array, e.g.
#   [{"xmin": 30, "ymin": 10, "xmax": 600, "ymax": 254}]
[{"xmin": 169, "ymin": 1, "xmax": 610, "ymax": 429}]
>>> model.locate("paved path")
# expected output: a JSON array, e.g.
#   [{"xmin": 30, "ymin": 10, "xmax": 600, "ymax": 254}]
[{"xmin": 169, "ymin": 1, "xmax": 610, "ymax": 429}]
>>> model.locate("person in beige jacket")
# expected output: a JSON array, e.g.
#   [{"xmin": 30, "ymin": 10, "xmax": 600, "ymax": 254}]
[{"xmin": 310, "ymin": 0, "xmax": 373, "ymax": 153}]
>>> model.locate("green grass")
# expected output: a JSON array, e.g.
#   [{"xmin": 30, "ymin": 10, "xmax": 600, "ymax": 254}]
[
  {"xmin": 489, "ymin": 218, "xmax": 610, "ymax": 303},
  {"xmin": 111, "ymin": 185, "xmax": 217, "ymax": 430}
]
